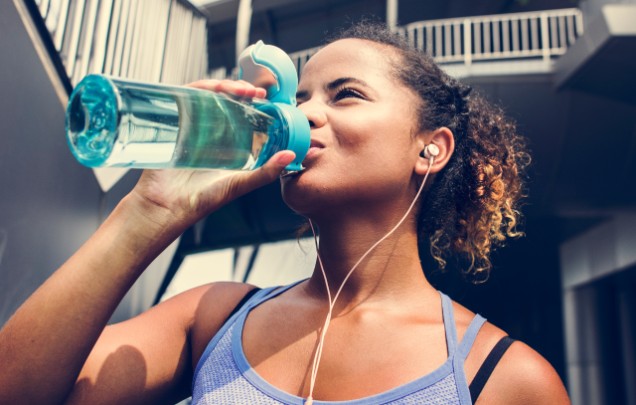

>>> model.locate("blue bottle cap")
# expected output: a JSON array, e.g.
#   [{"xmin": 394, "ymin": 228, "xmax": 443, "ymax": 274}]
[
  {"xmin": 238, "ymin": 41, "xmax": 310, "ymax": 171},
  {"xmin": 66, "ymin": 74, "xmax": 119, "ymax": 167}
]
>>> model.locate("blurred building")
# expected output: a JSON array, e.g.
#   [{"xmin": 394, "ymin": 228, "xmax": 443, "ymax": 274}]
[{"xmin": 1, "ymin": 0, "xmax": 635, "ymax": 404}]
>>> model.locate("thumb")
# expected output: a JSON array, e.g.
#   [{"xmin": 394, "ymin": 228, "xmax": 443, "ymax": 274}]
[{"xmin": 227, "ymin": 150, "xmax": 297, "ymax": 197}]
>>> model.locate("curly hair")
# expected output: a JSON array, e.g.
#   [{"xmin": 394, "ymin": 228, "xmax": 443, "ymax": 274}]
[{"xmin": 327, "ymin": 22, "xmax": 530, "ymax": 282}]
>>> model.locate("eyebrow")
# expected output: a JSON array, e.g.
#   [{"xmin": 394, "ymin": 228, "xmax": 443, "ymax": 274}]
[
  {"xmin": 296, "ymin": 77, "xmax": 370, "ymax": 100},
  {"xmin": 326, "ymin": 77, "xmax": 368, "ymax": 91}
]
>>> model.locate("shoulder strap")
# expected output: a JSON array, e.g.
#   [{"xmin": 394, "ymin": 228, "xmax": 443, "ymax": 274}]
[
  {"xmin": 222, "ymin": 287, "xmax": 262, "ymax": 325},
  {"xmin": 440, "ymin": 292, "xmax": 458, "ymax": 354},
  {"xmin": 469, "ymin": 336, "xmax": 515, "ymax": 403},
  {"xmin": 457, "ymin": 314, "xmax": 487, "ymax": 359}
]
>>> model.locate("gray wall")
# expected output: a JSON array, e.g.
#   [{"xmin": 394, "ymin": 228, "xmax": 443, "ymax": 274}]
[
  {"xmin": 0, "ymin": 1, "xmax": 101, "ymax": 325},
  {"xmin": 0, "ymin": 1, "xmax": 193, "ymax": 327}
]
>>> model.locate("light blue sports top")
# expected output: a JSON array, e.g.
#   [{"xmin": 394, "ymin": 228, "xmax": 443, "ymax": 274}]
[{"xmin": 192, "ymin": 282, "xmax": 486, "ymax": 404}]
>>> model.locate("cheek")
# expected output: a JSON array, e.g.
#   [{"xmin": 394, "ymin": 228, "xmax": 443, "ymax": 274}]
[
  {"xmin": 330, "ymin": 116, "xmax": 371, "ymax": 150},
  {"xmin": 330, "ymin": 111, "xmax": 398, "ymax": 153},
  {"xmin": 332, "ymin": 117, "xmax": 415, "ymax": 168}
]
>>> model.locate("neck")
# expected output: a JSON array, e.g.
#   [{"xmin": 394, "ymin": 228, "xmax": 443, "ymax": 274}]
[
  {"xmin": 304, "ymin": 213, "xmax": 435, "ymax": 311},
  {"xmin": 301, "ymin": 168, "xmax": 438, "ymax": 310}
]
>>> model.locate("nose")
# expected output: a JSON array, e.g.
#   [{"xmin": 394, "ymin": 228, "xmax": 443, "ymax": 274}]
[{"xmin": 298, "ymin": 102, "xmax": 327, "ymax": 129}]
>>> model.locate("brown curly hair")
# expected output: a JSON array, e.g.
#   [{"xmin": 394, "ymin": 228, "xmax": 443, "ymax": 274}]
[{"xmin": 328, "ymin": 22, "xmax": 530, "ymax": 282}]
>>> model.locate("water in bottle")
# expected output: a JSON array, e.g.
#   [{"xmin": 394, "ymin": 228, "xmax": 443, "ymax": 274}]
[{"xmin": 66, "ymin": 75, "xmax": 300, "ymax": 171}]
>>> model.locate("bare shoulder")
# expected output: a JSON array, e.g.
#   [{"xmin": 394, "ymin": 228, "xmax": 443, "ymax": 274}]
[
  {"xmin": 184, "ymin": 282, "xmax": 259, "ymax": 364},
  {"xmin": 149, "ymin": 281, "xmax": 256, "ymax": 330},
  {"xmin": 477, "ymin": 339, "xmax": 571, "ymax": 404},
  {"xmin": 448, "ymin": 302, "xmax": 570, "ymax": 404}
]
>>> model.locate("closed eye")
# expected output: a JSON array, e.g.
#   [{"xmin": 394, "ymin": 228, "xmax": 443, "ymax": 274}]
[{"xmin": 334, "ymin": 86, "xmax": 364, "ymax": 102}]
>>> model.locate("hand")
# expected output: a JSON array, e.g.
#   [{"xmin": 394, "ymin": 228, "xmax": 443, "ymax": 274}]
[
  {"xmin": 131, "ymin": 151, "xmax": 294, "ymax": 227},
  {"xmin": 128, "ymin": 79, "xmax": 296, "ymax": 229}
]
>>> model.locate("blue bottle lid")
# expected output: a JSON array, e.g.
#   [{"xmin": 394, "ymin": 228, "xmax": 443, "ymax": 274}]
[
  {"xmin": 66, "ymin": 74, "xmax": 119, "ymax": 167},
  {"xmin": 238, "ymin": 41, "xmax": 310, "ymax": 172}
]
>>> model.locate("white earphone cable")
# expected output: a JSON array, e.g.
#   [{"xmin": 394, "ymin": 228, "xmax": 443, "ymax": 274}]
[{"xmin": 305, "ymin": 153, "xmax": 436, "ymax": 404}]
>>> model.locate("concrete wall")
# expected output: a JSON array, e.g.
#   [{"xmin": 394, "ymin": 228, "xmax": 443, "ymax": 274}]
[
  {"xmin": 561, "ymin": 215, "xmax": 636, "ymax": 404},
  {"xmin": 0, "ymin": 0, "xmax": 103, "ymax": 325},
  {"xmin": 0, "ymin": 1, "xmax": 173, "ymax": 326}
]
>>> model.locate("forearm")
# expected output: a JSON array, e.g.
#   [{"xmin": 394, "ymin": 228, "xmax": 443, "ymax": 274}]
[{"xmin": 0, "ymin": 195, "xmax": 184, "ymax": 404}]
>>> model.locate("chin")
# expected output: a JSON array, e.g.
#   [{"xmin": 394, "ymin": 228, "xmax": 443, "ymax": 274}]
[
  {"xmin": 280, "ymin": 174, "xmax": 314, "ymax": 216},
  {"xmin": 280, "ymin": 172, "xmax": 338, "ymax": 217}
]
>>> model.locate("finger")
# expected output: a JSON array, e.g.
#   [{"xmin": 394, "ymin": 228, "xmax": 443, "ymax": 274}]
[
  {"xmin": 215, "ymin": 81, "xmax": 266, "ymax": 98},
  {"xmin": 186, "ymin": 80, "xmax": 267, "ymax": 99},
  {"xmin": 194, "ymin": 151, "xmax": 296, "ymax": 214},
  {"xmin": 186, "ymin": 79, "xmax": 221, "ymax": 91},
  {"xmin": 235, "ymin": 80, "xmax": 268, "ymax": 98},
  {"xmin": 229, "ymin": 151, "xmax": 296, "ymax": 197}
]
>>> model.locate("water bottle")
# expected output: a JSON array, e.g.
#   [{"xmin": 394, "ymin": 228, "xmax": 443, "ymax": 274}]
[{"xmin": 65, "ymin": 41, "xmax": 310, "ymax": 172}]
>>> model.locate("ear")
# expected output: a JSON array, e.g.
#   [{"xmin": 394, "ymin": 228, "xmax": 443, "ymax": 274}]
[{"xmin": 414, "ymin": 127, "xmax": 455, "ymax": 176}]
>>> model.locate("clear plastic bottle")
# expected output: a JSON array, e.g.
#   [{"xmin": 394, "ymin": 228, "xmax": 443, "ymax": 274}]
[{"xmin": 65, "ymin": 42, "xmax": 309, "ymax": 172}]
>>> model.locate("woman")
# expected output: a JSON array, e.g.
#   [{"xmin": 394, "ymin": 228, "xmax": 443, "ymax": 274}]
[{"xmin": 0, "ymin": 23, "xmax": 569, "ymax": 404}]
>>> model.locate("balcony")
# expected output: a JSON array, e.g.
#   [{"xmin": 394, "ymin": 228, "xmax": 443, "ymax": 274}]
[
  {"xmin": 288, "ymin": 8, "xmax": 584, "ymax": 78},
  {"xmin": 33, "ymin": 3, "xmax": 584, "ymax": 85}
]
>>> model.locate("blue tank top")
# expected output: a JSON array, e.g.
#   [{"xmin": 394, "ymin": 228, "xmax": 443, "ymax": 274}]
[{"xmin": 192, "ymin": 282, "xmax": 486, "ymax": 404}]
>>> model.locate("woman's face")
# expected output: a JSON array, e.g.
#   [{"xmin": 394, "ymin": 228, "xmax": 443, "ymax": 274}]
[{"xmin": 281, "ymin": 39, "xmax": 425, "ymax": 215}]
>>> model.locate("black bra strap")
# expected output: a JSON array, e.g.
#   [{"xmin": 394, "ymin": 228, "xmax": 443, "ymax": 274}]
[
  {"xmin": 469, "ymin": 336, "xmax": 515, "ymax": 403},
  {"xmin": 223, "ymin": 287, "xmax": 262, "ymax": 325}
]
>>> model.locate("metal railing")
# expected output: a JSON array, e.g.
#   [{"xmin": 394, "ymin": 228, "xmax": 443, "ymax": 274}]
[
  {"xmin": 288, "ymin": 8, "xmax": 583, "ymax": 75},
  {"xmin": 32, "ymin": 3, "xmax": 584, "ymax": 86},
  {"xmin": 33, "ymin": 0, "xmax": 209, "ymax": 87}
]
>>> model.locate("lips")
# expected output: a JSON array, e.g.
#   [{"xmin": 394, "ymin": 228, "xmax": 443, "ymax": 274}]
[
  {"xmin": 303, "ymin": 138, "xmax": 325, "ymax": 161},
  {"xmin": 309, "ymin": 139, "xmax": 325, "ymax": 149}
]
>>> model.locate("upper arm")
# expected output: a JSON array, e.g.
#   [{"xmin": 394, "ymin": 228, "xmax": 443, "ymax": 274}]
[
  {"xmin": 66, "ymin": 282, "xmax": 253, "ymax": 405},
  {"xmin": 477, "ymin": 340, "xmax": 571, "ymax": 405}
]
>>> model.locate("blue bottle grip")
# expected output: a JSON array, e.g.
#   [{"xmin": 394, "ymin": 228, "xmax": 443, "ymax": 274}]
[{"xmin": 238, "ymin": 41, "xmax": 309, "ymax": 171}]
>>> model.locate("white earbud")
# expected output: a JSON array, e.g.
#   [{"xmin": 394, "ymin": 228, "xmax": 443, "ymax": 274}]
[{"xmin": 423, "ymin": 144, "xmax": 440, "ymax": 160}]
